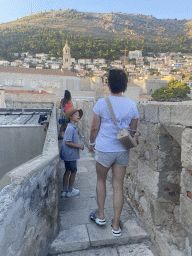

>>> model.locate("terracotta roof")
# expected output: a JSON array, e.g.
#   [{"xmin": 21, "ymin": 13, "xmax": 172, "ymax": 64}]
[
  {"xmin": 5, "ymin": 90, "xmax": 55, "ymax": 95},
  {"xmin": 127, "ymin": 82, "xmax": 140, "ymax": 87},
  {"xmin": 0, "ymin": 66, "xmax": 76, "ymax": 77},
  {"xmin": 139, "ymin": 94, "xmax": 152, "ymax": 99}
]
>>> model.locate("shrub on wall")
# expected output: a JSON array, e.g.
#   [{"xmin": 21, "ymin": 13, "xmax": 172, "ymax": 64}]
[{"xmin": 152, "ymin": 79, "xmax": 191, "ymax": 100}]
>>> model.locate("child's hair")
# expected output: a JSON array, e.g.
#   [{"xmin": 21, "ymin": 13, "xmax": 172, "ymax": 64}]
[
  {"xmin": 108, "ymin": 69, "xmax": 128, "ymax": 93},
  {"xmin": 61, "ymin": 90, "xmax": 71, "ymax": 106}
]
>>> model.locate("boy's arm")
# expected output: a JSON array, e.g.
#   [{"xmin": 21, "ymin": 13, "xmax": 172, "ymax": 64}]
[{"xmin": 65, "ymin": 141, "xmax": 83, "ymax": 149}]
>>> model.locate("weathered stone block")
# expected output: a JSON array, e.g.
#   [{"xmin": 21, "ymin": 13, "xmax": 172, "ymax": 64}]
[
  {"xmin": 155, "ymin": 229, "xmax": 177, "ymax": 256},
  {"xmin": 150, "ymin": 198, "xmax": 175, "ymax": 226},
  {"xmin": 137, "ymin": 104, "xmax": 145, "ymax": 120},
  {"xmin": 171, "ymin": 105, "xmax": 192, "ymax": 126},
  {"xmin": 139, "ymin": 196, "xmax": 148, "ymax": 214},
  {"xmin": 137, "ymin": 160, "xmax": 159, "ymax": 198},
  {"xmin": 180, "ymin": 168, "xmax": 192, "ymax": 195},
  {"xmin": 49, "ymin": 225, "xmax": 90, "ymax": 254},
  {"xmin": 138, "ymin": 121, "xmax": 149, "ymax": 142},
  {"xmin": 181, "ymin": 128, "xmax": 192, "ymax": 168},
  {"xmin": 147, "ymin": 122, "xmax": 160, "ymax": 147},
  {"xmin": 145, "ymin": 104, "xmax": 159, "ymax": 123},
  {"xmin": 163, "ymin": 124, "xmax": 184, "ymax": 146},
  {"xmin": 180, "ymin": 194, "xmax": 192, "ymax": 235},
  {"xmin": 124, "ymin": 219, "xmax": 149, "ymax": 240},
  {"xmin": 118, "ymin": 243, "xmax": 154, "ymax": 256},
  {"xmin": 159, "ymin": 105, "xmax": 171, "ymax": 125}
]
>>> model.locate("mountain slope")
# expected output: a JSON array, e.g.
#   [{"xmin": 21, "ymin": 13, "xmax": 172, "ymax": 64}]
[{"xmin": 0, "ymin": 9, "xmax": 192, "ymax": 60}]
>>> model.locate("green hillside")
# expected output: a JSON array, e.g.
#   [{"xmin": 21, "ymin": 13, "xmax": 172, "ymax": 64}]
[{"xmin": 0, "ymin": 9, "xmax": 192, "ymax": 61}]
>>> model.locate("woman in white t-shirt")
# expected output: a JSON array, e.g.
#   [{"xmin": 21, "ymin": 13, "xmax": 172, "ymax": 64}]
[{"xmin": 89, "ymin": 69, "xmax": 139, "ymax": 237}]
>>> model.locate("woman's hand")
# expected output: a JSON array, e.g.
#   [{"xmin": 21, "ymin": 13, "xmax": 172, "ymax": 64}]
[
  {"xmin": 79, "ymin": 145, "xmax": 84, "ymax": 150},
  {"xmin": 88, "ymin": 145, "xmax": 95, "ymax": 152}
]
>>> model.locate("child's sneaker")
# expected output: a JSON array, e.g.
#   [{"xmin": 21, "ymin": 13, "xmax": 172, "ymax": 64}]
[
  {"xmin": 61, "ymin": 191, "xmax": 67, "ymax": 197},
  {"xmin": 66, "ymin": 188, "xmax": 80, "ymax": 198}
]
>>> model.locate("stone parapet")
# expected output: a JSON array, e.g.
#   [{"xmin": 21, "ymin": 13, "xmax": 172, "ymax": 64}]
[{"xmin": 0, "ymin": 104, "xmax": 61, "ymax": 256}]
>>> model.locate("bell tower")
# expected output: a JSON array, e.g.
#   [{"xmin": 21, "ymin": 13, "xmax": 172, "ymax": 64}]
[{"xmin": 62, "ymin": 40, "xmax": 71, "ymax": 70}]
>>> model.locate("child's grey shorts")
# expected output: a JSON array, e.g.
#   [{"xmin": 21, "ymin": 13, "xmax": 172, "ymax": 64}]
[{"xmin": 95, "ymin": 150, "xmax": 130, "ymax": 168}]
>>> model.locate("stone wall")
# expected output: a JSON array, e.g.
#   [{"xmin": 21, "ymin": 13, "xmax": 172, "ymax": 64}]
[
  {"xmin": 0, "ymin": 125, "xmax": 45, "ymax": 182},
  {"xmin": 144, "ymin": 79, "xmax": 168, "ymax": 94},
  {"xmin": 0, "ymin": 72, "xmax": 80, "ymax": 91},
  {"xmin": 4, "ymin": 90, "xmax": 97, "ymax": 108},
  {"xmin": 80, "ymin": 77, "xmax": 91, "ymax": 91},
  {"xmin": 5, "ymin": 93, "xmax": 58, "ymax": 107},
  {"xmin": 74, "ymin": 98, "xmax": 192, "ymax": 256},
  {"xmin": 124, "ymin": 103, "xmax": 192, "ymax": 256},
  {"xmin": 123, "ymin": 85, "xmax": 140, "ymax": 103},
  {"xmin": 0, "ymin": 104, "xmax": 61, "ymax": 256},
  {"xmin": 7, "ymin": 101, "xmax": 54, "ymax": 109}
]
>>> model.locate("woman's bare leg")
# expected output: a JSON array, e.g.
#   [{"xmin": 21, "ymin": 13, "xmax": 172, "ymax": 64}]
[
  {"xmin": 96, "ymin": 161, "xmax": 110, "ymax": 219},
  {"xmin": 112, "ymin": 164, "xmax": 126, "ymax": 231}
]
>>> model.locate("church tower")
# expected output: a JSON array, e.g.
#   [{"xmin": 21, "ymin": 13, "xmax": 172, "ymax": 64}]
[{"xmin": 62, "ymin": 41, "xmax": 71, "ymax": 70}]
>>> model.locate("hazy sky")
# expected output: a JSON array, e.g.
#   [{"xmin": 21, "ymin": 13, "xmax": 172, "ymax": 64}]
[{"xmin": 0, "ymin": 0, "xmax": 191, "ymax": 23}]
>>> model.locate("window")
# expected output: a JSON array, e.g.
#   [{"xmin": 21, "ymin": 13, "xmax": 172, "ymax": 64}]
[
  {"xmin": 5, "ymin": 79, "xmax": 11, "ymax": 85},
  {"xmin": 44, "ymin": 81, "xmax": 48, "ymax": 86},
  {"xmin": 18, "ymin": 79, "xmax": 23, "ymax": 86},
  {"xmin": 31, "ymin": 80, "xmax": 36, "ymax": 87},
  {"xmin": 55, "ymin": 81, "xmax": 59, "ymax": 87}
]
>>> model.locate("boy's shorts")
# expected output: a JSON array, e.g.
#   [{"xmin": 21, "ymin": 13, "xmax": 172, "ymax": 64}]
[
  {"xmin": 64, "ymin": 160, "xmax": 77, "ymax": 173},
  {"xmin": 95, "ymin": 150, "xmax": 130, "ymax": 168}
]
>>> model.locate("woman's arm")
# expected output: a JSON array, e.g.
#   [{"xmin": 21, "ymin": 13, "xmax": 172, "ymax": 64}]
[
  {"xmin": 89, "ymin": 113, "xmax": 101, "ymax": 151},
  {"xmin": 129, "ymin": 118, "xmax": 138, "ymax": 136},
  {"xmin": 129, "ymin": 118, "xmax": 139, "ymax": 144}
]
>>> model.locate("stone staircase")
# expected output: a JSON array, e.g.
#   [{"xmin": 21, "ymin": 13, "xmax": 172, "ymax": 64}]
[{"xmin": 48, "ymin": 145, "xmax": 155, "ymax": 255}]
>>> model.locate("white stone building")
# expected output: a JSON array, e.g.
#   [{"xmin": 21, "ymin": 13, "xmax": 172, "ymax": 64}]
[
  {"xmin": 0, "ymin": 66, "xmax": 80, "ymax": 91},
  {"xmin": 129, "ymin": 50, "xmax": 142, "ymax": 59},
  {"xmin": 0, "ymin": 60, "xmax": 10, "ymax": 66},
  {"xmin": 51, "ymin": 63, "xmax": 60, "ymax": 69}
]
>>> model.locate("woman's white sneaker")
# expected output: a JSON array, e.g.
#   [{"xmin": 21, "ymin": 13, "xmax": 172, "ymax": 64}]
[{"xmin": 66, "ymin": 188, "xmax": 80, "ymax": 198}]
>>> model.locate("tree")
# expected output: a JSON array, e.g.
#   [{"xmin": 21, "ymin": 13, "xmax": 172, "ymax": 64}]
[{"xmin": 152, "ymin": 79, "xmax": 190, "ymax": 101}]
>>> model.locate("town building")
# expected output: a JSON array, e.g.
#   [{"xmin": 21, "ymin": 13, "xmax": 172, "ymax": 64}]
[
  {"xmin": 62, "ymin": 41, "xmax": 71, "ymax": 70},
  {"xmin": 0, "ymin": 66, "xmax": 80, "ymax": 91},
  {"xmin": 129, "ymin": 50, "xmax": 142, "ymax": 59}
]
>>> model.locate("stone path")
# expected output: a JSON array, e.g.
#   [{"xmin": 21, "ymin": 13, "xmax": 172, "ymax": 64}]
[{"xmin": 48, "ymin": 143, "xmax": 155, "ymax": 255}]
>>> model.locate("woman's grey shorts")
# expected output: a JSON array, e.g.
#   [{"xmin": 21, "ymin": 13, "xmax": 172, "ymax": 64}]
[{"xmin": 95, "ymin": 150, "xmax": 130, "ymax": 168}]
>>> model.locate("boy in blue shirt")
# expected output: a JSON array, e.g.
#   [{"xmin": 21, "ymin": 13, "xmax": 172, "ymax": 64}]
[{"xmin": 60, "ymin": 107, "xmax": 84, "ymax": 197}]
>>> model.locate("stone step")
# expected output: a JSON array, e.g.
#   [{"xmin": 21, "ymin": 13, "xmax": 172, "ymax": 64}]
[
  {"xmin": 49, "ymin": 242, "xmax": 155, "ymax": 256},
  {"xmin": 48, "ymin": 219, "xmax": 150, "ymax": 255}
]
